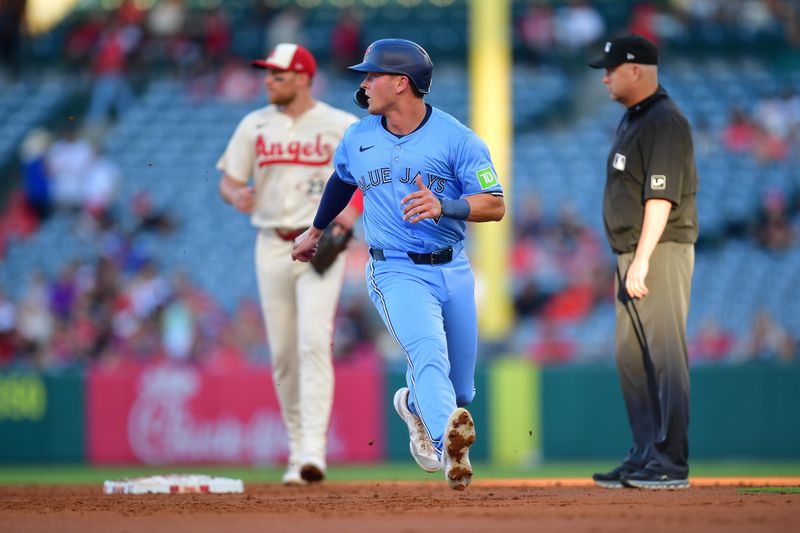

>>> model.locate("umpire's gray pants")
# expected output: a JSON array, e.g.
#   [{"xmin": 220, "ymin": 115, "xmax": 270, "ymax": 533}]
[{"xmin": 615, "ymin": 241, "xmax": 694, "ymax": 478}]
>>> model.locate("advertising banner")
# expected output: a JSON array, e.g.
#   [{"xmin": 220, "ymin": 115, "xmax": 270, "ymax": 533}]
[
  {"xmin": 0, "ymin": 370, "xmax": 85, "ymax": 462},
  {"xmin": 87, "ymin": 357, "xmax": 383, "ymax": 465}
]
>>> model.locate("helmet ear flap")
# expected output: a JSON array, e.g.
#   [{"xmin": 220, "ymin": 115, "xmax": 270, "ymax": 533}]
[{"xmin": 353, "ymin": 87, "xmax": 369, "ymax": 109}]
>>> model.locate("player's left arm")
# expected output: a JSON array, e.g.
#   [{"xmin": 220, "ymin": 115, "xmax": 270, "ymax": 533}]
[
  {"xmin": 402, "ymin": 175, "xmax": 504, "ymax": 223},
  {"xmin": 402, "ymin": 131, "xmax": 505, "ymax": 223},
  {"xmin": 453, "ymin": 131, "xmax": 505, "ymax": 222},
  {"xmin": 463, "ymin": 192, "xmax": 505, "ymax": 222}
]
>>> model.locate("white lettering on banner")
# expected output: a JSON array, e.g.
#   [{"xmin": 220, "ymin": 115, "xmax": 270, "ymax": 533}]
[{"xmin": 127, "ymin": 366, "xmax": 343, "ymax": 464}]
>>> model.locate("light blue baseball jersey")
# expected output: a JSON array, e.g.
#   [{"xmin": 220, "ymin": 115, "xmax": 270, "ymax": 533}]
[
  {"xmin": 330, "ymin": 105, "xmax": 503, "ymax": 455},
  {"xmin": 333, "ymin": 106, "xmax": 503, "ymax": 252}
]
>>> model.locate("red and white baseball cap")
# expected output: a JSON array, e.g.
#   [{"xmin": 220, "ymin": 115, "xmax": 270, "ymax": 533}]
[{"xmin": 251, "ymin": 43, "xmax": 317, "ymax": 77}]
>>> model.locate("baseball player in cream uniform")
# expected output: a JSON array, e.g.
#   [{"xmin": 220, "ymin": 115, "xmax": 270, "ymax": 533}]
[{"xmin": 217, "ymin": 43, "xmax": 359, "ymax": 485}]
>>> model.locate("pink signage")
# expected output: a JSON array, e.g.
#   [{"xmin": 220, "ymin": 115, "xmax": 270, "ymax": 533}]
[{"xmin": 87, "ymin": 357, "xmax": 383, "ymax": 465}]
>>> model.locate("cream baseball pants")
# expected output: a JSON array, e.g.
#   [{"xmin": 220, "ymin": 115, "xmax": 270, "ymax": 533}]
[{"xmin": 255, "ymin": 229, "xmax": 345, "ymax": 469}]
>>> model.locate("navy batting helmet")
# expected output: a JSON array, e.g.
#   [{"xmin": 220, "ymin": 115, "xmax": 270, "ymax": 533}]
[{"xmin": 348, "ymin": 38, "xmax": 433, "ymax": 108}]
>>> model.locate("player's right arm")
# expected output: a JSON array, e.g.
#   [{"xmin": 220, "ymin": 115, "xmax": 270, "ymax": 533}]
[
  {"xmin": 219, "ymin": 174, "xmax": 255, "ymax": 214},
  {"xmin": 626, "ymin": 198, "xmax": 671, "ymax": 299},
  {"xmin": 217, "ymin": 113, "xmax": 258, "ymax": 214}
]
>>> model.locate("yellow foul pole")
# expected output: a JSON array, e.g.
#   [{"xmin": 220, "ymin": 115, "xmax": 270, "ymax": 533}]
[
  {"xmin": 469, "ymin": 0, "xmax": 512, "ymax": 340},
  {"xmin": 26, "ymin": 0, "xmax": 79, "ymax": 35}
]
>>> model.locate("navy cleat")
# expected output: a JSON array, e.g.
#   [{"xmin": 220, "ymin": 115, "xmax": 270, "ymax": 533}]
[
  {"xmin": 592, "ymin": 464, "xmax": 638, "ymax": 489},
  {"xmin": 621, "ymin": 466, "xmax": 690, "ymax": 490}
]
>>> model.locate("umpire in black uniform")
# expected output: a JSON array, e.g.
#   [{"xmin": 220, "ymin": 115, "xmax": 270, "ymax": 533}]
[{"xmin": 588, "ymin": 34, "xmax": 698, "ymax": 490}]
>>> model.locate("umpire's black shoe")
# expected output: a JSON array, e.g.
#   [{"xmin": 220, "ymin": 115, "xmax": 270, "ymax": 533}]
[
  {"xmin": 621, "ymin": 467, "xmax": 689, "ymax": 490},
  {"xmin": 592, "ymin": 464, "xmax": 637, "ymax": 489}
]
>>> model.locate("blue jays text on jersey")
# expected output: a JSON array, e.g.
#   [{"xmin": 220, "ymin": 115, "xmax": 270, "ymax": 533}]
[{"xmin": 357, "ymin": 167, "xmax": 447, "ymax": 194}]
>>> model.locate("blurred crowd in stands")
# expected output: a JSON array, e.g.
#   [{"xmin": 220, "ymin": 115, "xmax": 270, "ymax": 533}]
[
  {"xmin": 0, "ymin": 119, "xmax": 242, "ymax": 370},
  {"xmin": 0, "ymin": 117, "xmax": 379, "ymax": 369},
  {"xmin": 0, "ymin": 258, "xmax": 273, "ymax": 370},
  {"xmin": 719, "ymin": 88, "xmax": 800, "ymax": 251},
  {"xmin": 1, "ymin": 1, "xmax": 798, "ymax": 82},
  {"xmin": 0, "ymin": 204, "xmax": 378, "ymax": 370},
  {"xmin": 516, "ymin": 0, "xmax": 800, "ymax": 64},
  {"xmin": 1, "ymin": 0, "xmax": 799, "ymax": 370},
  {"xmin": 723, "ymin": 89, "xmax": 800, "ymax": 166},
  {"xmin": 507, "ymin": 192, "xmax": 799, "ymax": 366}
]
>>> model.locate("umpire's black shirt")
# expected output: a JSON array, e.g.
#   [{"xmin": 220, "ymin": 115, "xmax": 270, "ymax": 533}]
[{"xmin": 603, "ymin": 86, "xmax": 699, "ymax": 254}]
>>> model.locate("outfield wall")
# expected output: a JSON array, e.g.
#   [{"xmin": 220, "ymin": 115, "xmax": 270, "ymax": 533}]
[
  {"xmin": 0, "ymin": 370, "xmax": 84, "ymax": 461},
  {"xmin": 1, "ymin": 361, "xmax": 798, "ymax": 463},
  {"xmin": 540, "ymin": 364, "xmax": 800, "ymax": 459}
]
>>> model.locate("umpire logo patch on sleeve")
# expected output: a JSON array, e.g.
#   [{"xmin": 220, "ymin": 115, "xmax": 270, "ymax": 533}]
[
  {"xmin": 477, "ymin": 167, "xmax": 498, "ymax": 190},
  {"xmin": 651, "ymin": 175, "xmax": 667, "ymax": 190}
]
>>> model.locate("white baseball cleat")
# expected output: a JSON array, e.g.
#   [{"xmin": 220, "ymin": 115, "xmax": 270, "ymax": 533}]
[
  {"xmin": 393, "ymin": 388, "xmax": 441, "ymax": 473},
  {"xmin": 281, "ymin": 464, "xmax": 307, "ymax": 486},
  {"xmin": 442, "ymin": 407, "xmax": 476, "ymax": 491}
]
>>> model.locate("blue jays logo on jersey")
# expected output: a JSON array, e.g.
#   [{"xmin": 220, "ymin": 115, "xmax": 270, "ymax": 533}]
[{"xmin": 357, "ymin": 168, "xmax": 446, "ymax": 195}]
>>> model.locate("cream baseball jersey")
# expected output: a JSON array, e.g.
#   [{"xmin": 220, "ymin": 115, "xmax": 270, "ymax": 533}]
[{"xmin": 217, "ymin": 101, "xmax": 357, "ymax": 229}]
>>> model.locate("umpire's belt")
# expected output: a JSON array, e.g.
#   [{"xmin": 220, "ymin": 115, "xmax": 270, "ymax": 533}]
[{"xmin": 370, "ymin": 245, "xmax": 457, "ymax": 265}]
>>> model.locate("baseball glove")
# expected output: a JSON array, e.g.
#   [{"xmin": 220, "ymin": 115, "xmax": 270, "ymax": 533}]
[{"xmin": 310, "ymin": 223, "xmax": 353, "ymax": 275}]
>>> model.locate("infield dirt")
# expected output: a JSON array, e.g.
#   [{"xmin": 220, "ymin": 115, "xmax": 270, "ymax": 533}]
[{"xmin": 1, "ymin": 480, "xmax": 799, "ymax": 533}]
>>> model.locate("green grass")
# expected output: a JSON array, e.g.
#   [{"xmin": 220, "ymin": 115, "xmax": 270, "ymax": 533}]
[
  {"xmin": 738, "ymin": 487, "xmax": 800, "ymax": 494},
  {"xmin": 1, "ymin": 461, "xmax": 800, "ymax": 485}
]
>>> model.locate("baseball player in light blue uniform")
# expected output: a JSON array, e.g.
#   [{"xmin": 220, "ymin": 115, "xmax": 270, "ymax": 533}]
[{"xmin": 292, "ymin": 39, "xmax": 505, "ymax": 491}]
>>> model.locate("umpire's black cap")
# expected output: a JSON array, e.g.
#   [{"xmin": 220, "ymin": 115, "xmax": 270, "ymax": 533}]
[{"xmin": 588, "ymin": 34, "xmax": 658, "ymax": 69}]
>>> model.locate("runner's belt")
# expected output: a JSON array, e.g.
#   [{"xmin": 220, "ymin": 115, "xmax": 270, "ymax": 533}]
[{"xmin": 370, "ymin": 247, "xmax": 454, "ymax": 265}]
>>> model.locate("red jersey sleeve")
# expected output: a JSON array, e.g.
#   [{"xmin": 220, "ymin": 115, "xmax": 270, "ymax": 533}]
[{"xmin": 348, "ymin": 189, "xmax": 364, "ymax": 214}]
